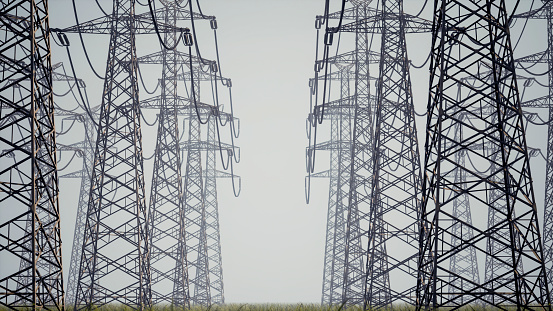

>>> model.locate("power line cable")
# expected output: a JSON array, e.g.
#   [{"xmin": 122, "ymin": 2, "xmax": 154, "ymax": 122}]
[
  {"xmin": 71, "ymin": 0, "xmax": 106, "ymax": 80},
  {"xmin": 148, "ymin": 0, "xmax": 184, "ymax": 50}
]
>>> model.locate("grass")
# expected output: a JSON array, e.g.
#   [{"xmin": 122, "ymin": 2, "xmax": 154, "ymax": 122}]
[{"xmin": 1, "ymin": 303, "xmax": 537, "ymax": 311}]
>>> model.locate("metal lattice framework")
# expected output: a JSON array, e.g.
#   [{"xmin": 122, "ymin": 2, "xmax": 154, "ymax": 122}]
[
  {"xmin": 310, "ymin": 64, "xmax": 355, "ymax": 305},
  {"xmin": 337, "ymin": 1, "xmax": 372, "ymax": 305},
  {"xmin": 417, "ymin": 0, "xmax": 551, "ymax": 309},
  {"xmin": 542, "ymin": 0, "xmax": 553, "ymax": 302},
  {"xmin": 513, "ymin": 0, "xmax": 553, "ymax": 303},
  {"xmin": 69, "ymin": 0, "xmax": 151, "ymax": 309},
  {"xmin": 0, "ymin": 1, "xmax": 64, "ymax": 310},
  {"xmin": 64, "ymin": 109, "xmax": 96, "ymax": 304},
  {"xmin": 145, "ymin": 1, "xmax": 191, "ymax": 306},
  {"xmin": 135, "ymin": 3, "xmax": 236, "ymax": 305},
  {"xmin": 363, "ymin": 0, "xmax": 423, "ymax": 308},
  {"xmin": 308, "ymin": 0, "xmax": 432, "ymax": 306}
]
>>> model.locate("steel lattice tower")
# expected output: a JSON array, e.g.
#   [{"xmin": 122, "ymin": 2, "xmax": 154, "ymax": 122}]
[
  {"xmin": 138, "ymin": 47, "xmax": 235, "ymax": 306},
  {"xmin": 514, "ymin": 0, "xmax": 553, "ymax": 302},
  {"xmin": 363, "ymin": 0, "xmax": 423, "ymax": 308},
  {"xmin": 448, "ymin": 112, "xmax": 480, "ymax": 302},
  {"xmin": 0, "ymin": 1, "xmax": 64, "ymax": 309},
  {"xmin": 309, "ymin": 0, "xmax": 431, "ymax": 305},
  {"xmin": 543, "ymin": 0, "xmax": 553, "ymax": 301},
  {"xmin": 146, "ymin": 1, "xmax": 189, "ymax": 306},
  {"xmin": 64, "ymin": 111, "xmax": 95, "ymax": 304},
  {"xmin": 340, "ymin": 1, "xmax": 373, "ymax": 305},
  {"xmin": 71, "ymin": 0, "xmax": 151, "ymax": 309},
  {"xmin": 203, "ymin": 116, "xmax": 226, "ymax": 304},
  {"xmin": 417, "ymin": 0, "xmax": 551, "ymax": 309},
  {"xmin": 312, "ymin": 64, "xmax": 355, "ymax": 305}
]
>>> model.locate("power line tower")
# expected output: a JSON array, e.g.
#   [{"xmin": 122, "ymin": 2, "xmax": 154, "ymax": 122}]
[
  {"xmin": 57, "ymin": 0, "xmax": 170, "ymax": 308},
  {"xmin": 448, "ymin": 111, "xmax": 480, "ymax": 303},
  {"xmin": 417, "ymin": 0, "xmax": 551, "ymax": 308},
  {"xmin": 309, "ymin": 63, "xmax": 355, "ymax": 305},
  {"xmin": 63, "ymin": 109, "xmax": 96, "ymax": 305},
  {"xmin": 136, "ymin": 6, "xmax": 237, "ymax": 304},
  {"xmin": 307, "ymin": 1, "xmax": 375, "ymax": 305},
  {"xmin": 540, "ymin": 0, "xmax": 553, "ymax": 301},
  {"xmin": 308, "ymin": 0, "xmax": 430, "ymax": 306},
  {"xmin": 513, "ymin": 0, "xmax": 553, "ymax": 302},
  {"xmin": 361, "ymin": 0, "xmax": 424, "ymax": 308},
  {"xmin": 0, "ymin": 1, "xmax": 64, "ymax": 310},
  {"xmin": 142, "ymin": 2, "xmax": 196, "ymax": 306}
]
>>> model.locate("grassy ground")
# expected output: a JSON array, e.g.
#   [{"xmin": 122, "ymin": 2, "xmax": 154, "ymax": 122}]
[
  {"xmin": 62, "ymin": 303, "xmax": 509, "ymax": 311},
  {"xmin": 0, "ymin": 303, "xmax": 528, "ymax": 311}
]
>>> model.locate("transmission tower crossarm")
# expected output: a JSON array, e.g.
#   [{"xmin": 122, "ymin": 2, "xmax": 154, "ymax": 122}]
[
  {"xmin": 55, "ymin": 14, "xmax": 183, "ymax": 35},
  {"xmin": 136, "ymin": 7, "xmax": 214, "ymax": 21},
  {"xmin": 316, "ymin": 50, "xmax": 380, "ymax": 67},
  {"xmin": 516, "ymin": 51, "xmax": 549, "ymax": 64},
  {"xmin": 338, "ymin": 12, "xmax": 432, "ymax": 33},
  {"xmin": 180, "ymin": 140, "xmax": 238, "ymax": 153},
  {"xmin": 137, "ymin": 50, "xmax": 214, "ymax": 66},
  {"xmin": 520, "ymin": 95, "xmax": 552, "ymax": 108},
  {"xmin": 320, "ymin": 7, "xmax": 379, "ymax": 22},
  {"xmin": 308, "ymin": 170, "xmax": 332, "ymax": 178},
  {"xmin": 307, "ymin": 141, "xmax": 351, "ymax": 151}
]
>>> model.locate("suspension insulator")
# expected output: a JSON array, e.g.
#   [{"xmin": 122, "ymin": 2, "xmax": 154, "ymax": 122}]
[
  {"xmin": 324, "ymin": 31, "xmax": 334, "ymax": 45},
  {"xmin": 210, "ymin": 19, "xmax": 218, "ymax": 30},
  {"xmin": 183, "ymin": 28, "xmax": 193, "ymax": 46},
  {"xmin": 315, "ymin": 16, "xmax": 323, "ymax": 29},
  {"xmin": 57, "ymin": 32, "xmax": 70, "ymax": 46},
  {"xmin": 210, "ymin": 62, "xmax": 218, "ymax": 73}
]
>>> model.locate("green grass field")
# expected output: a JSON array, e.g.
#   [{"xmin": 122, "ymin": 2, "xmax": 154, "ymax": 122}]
[
  {"xmin": 1, "ymin": 303, "xmax": 529, "ymax": 311},
  {"xmin": 52, "ymin": 303, "xmax": 522, "ymax": 311}
]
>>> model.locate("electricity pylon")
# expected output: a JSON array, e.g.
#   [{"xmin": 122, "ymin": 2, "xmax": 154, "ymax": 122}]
[
  {"xmin": 448, "ymin": 110, "xmax": 480, "ymax": 302},
  {"xmin": 55, "ymin": 1, "xmax": 186, "ymax": 308},
  {"xmin": 362, "ymin": 0, "xmax": 424, "ymax": 308},
  {"xmin": 64, "ymin": 0, "xmax": 150, "ymax": 308},
  {"xmin": 309, "ymin": 0, "xmax": 430, "ymax": 306},
  {"xmin": 0, "ymin": 1, "xmax": 64, "ymax": 309},
  {"xmin": 64, "ymin": 109, "xmax": 96, "ymax": 304},
  {"xmin": 145, "ymin": 1, "xmax": 193, "ymax": 306},
  {"xmin": 136, "ymin": 5, "xmax": 236, "ymax": 303},
  {"xmin": 513, "ymin": 0, "xmax": 553, "ymax": 302},
  {"xmin": 308, "ymin": 48, "xmax": 380, "ymax": 306},
  {"xmin": 417, "ymin": 0, "xmax": 551, "ymax": 309},
  {"xmin": 541, "ymin": 0, "xmax": 553, "ymax": 301},
  {"xmin": 310, "ymin": 63, "xmax": 355, "ymax": 305}
]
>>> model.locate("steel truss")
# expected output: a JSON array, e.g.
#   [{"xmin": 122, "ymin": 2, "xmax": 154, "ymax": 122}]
[
  {"xmin": 513, "ymin": 0, "xmax": 553, "ymax": 303},
  {"xmin": 309, "ymin": 0, "xmax": 431, "ymax": 306},
  {"xmin": 309, "ymin": 63, "xmax": 355, "ymax": 305},
  {"xmin": 0, "ymin": 1, "xmax": 64, "ymax": 310},
  {"xmin": 363, "ymin": 0, "xmax": 423, "ymax": 308},
  {"xmin": 145, "ymin": 1, "xmax": 192, "ymax": 306},
  {"xmin": 417, "ymin": 0, "xmax": 551, "ymax": 309},
  {"xmin": 63, "ymin": 109, "xmax": 96, "ymax": 305},
  {"xmin": 67, "ymin": 0, "xmax": 151, "ymax": 309},
  {"xmin": 135, "ymin": 3, "xmax": 236, "ymax": 305}
]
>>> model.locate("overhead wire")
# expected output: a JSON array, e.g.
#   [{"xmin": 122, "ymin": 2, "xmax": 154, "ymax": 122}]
[
  {"xmin": 57, "ymin": 150, "xmax": 81, "ymax": 172},
  {"xmin": 137, "ymin": 63, "xmax": 162, "ymax": 94},
  {"xmin": 94, "ymin": 0, "xmax": 110, "ymax": 16},
  {"xmin": 57, "ymin": 118, "xmax": 79, "ymax": 136},
  {"xmin": 148, "ymin": 0, "xmax": 184, "ymax": 50},
  {"xmin": 184, "ymin": 0, "xmax": 241, "ymax": 170},
  {"xmin": 512, "ymin": 0, "xmax": 535, "ymax": 51},
  {"xmin": 305, "ymin": 0, "xmax": 349, "ymax": 203},
  {"xmin": 63, "ymin": 42, "xmax": 100, "ymax": 128},
  {"xmin": 71, "ymin": 0, "xmax": 106, "ymax": 79}
]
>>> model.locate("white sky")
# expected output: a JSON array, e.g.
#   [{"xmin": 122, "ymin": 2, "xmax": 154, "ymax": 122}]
[{"xmin": 45, "ymin": 0, "xmax": 550, "ymax": 305}]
